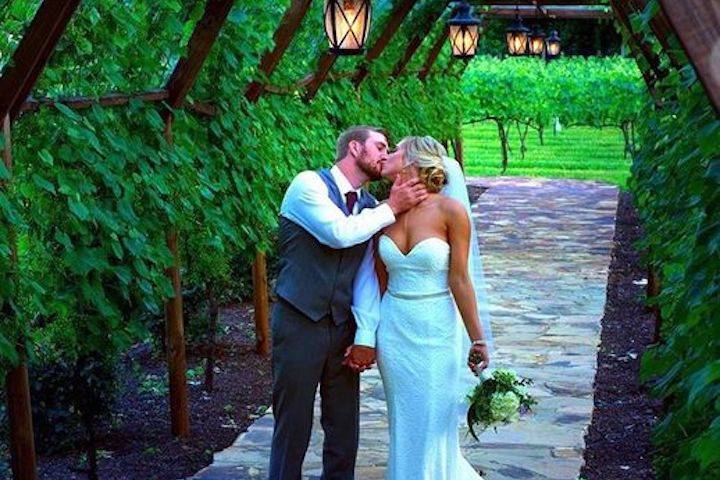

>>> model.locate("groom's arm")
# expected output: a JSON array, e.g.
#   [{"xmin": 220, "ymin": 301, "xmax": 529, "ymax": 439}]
[
  {"xmin": 280, "ymin": 171, "xmax": 395, "ymax": 249},
  {"xmin": 350, "ymin": 240, "xmax": 381, "ymax": 348}
]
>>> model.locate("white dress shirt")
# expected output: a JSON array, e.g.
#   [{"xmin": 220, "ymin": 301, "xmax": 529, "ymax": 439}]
[{"xmin": 279, "ymin": 165, "xmax": 393, "ymax": 347}]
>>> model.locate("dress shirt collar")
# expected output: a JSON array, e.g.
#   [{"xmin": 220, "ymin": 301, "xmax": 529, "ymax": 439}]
[{"xmin": 330, "ymin": 164, "xmax": 362, "ymax": 197}]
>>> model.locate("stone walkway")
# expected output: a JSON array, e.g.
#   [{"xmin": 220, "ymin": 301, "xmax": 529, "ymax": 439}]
[{"xmin": 189, "ymin": 177, "xmax": 619, "ymax": 480}]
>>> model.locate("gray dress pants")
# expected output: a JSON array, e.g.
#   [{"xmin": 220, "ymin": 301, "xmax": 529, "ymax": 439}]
[{"xmin": 268, "ymin": 299, "xmax": 360, "ymax": 480}]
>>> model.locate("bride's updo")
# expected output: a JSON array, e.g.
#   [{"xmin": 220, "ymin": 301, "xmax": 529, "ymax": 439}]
[{"xmin": 398, "ymin": 136, "xmax": 448, "ymax": 193}]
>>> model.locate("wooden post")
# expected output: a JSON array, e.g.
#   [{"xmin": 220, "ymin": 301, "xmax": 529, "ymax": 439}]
[
  {"xmin": 0, "ymin": 5, "xmax": 82, "ymax": 476},
  {"xmin": 163, "ymin": 116, "xmax": 190, "ymax": 438},
  {"xmin": 3, "ymin": 114, "xmax": 38, "ymax": 480},
  {"xmin": 5, "ymin": 360, "xmax": 38, "ymax": 480},
  {"xmin": 161, "ymin": 0, "xmax": 235, "ymax": 438},
  {"xmin": 252, "ymin": 252, "xmax": 271, "ymax": 356},
  {"xmin": 244, "ymin": 0, "xmax": 313, "ymax": 355}
]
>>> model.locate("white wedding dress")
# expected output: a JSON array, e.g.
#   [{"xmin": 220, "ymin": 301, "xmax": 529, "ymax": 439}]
[{"xmin": 376, "ymin": 234, "xmax": 483, "ymax": 480}]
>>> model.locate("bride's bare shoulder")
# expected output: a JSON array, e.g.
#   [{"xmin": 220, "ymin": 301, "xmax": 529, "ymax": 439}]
[
  {"xmin": 437, "ymin": 195, "xmax": 464, "ymax": 212},
  {"xmin": 438, "ymin": 196, "xmax": 470, "ymax": 223}
]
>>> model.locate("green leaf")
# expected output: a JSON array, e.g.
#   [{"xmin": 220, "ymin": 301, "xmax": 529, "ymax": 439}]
[
  {"xmin": 32, "ymin": 174, "xmax": 56, "ymax": 194},
  {"xmin": 38, "ymin": 149, "xmax": 54, "ymax": 166},
  {"xmin": 55, "ymin": 102, "xmax": 81, "ymax": 121},
  {"xmin": 68, "ymin": 197, "xmax": 90, "ymax": 221}
]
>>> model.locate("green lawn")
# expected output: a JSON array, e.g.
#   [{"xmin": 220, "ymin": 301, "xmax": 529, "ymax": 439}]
[{"xmin": 460, "ymin": 122, "xmax": 632, "ymax": 188}]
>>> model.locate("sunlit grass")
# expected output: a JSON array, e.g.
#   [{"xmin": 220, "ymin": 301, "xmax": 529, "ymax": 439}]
[{"xmin": 461, "ymin": 122, "xmax": 632, "ymax": 188}]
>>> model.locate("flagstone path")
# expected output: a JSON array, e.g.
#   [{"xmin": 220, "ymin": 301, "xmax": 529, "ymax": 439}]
[{"xmin": 189, "ymin": 177, "xmax": 619, "ymax": 480}]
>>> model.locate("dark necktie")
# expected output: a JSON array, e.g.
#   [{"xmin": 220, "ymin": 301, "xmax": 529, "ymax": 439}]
[{"xmin": 345, "ymin": 191, "xmax": 358, "ymax": 214}]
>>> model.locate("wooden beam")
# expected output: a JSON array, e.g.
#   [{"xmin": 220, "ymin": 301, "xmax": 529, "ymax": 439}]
[
  {"xmin": 392, "ymin": 4, "xmax": 448, "ymax": 78},
  {"xmin": 304, "ymin": 52, "xmax": 338, "ymax": 102},
  {"xmin": 418, "ymin": 27, "xmax": 449, "ymax": 82},
  {"xmin": 631, "ymin": 0, "xmax": 682, "ymax": 71},
  {"xmin": 165, "ymin": 0, "xmax": 235, "ymax": 110},
  {"xmin": 0, "ymin": 0, "xmax": 82, "ymax": 122},
  {"xmin": 245, "ymin": 0, "xmax": 313, "ymax": 102},
  {"xmin": 20, "ymin": 89, "xmax": 169, "ymax": 114},
  {"xmin": 660, "ymin": 0, "xmax": 720, "ymax": 114},
  {"xmin": 354, "ymin": 0, "xmax": 419, "ymax": 87},
  {"xmin": 18, "ymin": 90, "xmax": 216, "ymax": 117},
  {"xmin": 610, "ymin": 0, "xmax": 666, "ymax": 83},
  {"xmin": 479, "ymin": 6, "xmax": 612, "ymax": 19},
  {"xmin": 473, "ymin": 0, "xmax": 604, "ymax": 5},
  {"xmin": 623, "ymin": 32, "xmax": 659, "ymax": 94}
]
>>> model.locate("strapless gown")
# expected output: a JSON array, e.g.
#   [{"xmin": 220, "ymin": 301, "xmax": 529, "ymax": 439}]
[{"xmin": 376, "ymin": 234, "xmax": 483, "ymax": 480}]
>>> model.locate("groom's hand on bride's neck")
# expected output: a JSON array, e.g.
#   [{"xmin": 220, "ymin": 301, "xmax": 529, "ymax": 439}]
[{"xmin": 386, "ymin": 175, "xmax": 428, "ymax": 215}]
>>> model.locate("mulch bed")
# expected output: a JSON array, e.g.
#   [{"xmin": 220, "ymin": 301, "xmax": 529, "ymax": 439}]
[
  {"xmin": 579, "ymin": 191, "xmax": 663, "ymax": 480},
  {"xmin": 32, "ymin": 304, "xmax": 272, "ymax": 480}
]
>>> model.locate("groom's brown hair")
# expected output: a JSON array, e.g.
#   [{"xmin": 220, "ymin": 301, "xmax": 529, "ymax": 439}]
[{"xmin": 335, "ymin": 125, "xmax": 388, "ymax": 161}]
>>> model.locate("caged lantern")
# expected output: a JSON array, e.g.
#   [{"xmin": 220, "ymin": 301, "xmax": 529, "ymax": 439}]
[
  {"xmin": 528, "ymin": 24, "xmax": 546, "ymax": 56},
  {"xmin": 447, "ymin": 1, "xmax": 482, "ymax": 60},
  {"xmin": 324, "ymin": 0, "xmax": 372, "ymax": 55},
  {"xmin": 506, "ymin": 7, "xmax": 530, "ymax": 56},
  {"xmin": 546, "ymin": 29, "xmax": 562, "ymax": 59}
]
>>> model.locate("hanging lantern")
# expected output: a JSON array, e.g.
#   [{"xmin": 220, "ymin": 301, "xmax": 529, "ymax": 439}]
[
  {"xmin": 528, "ymin": 25, "xmax": 546, "ymax": 56},
  {"xmin": 447, "ymin": 1, "xmax": 481, "ymax": 60},
  {"xmin": 546, "ymin": 29, "xmax": 562, "ymax": 59},
  {"xmin": 506, "ymin": 9, "xmax": 530, "ymax": 56},
  {"xmin": 324, "ymin": 0, "xmax": 372, "ymax": 55}
]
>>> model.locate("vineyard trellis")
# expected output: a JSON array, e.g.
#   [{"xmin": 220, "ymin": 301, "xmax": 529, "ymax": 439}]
[{"xmin": 0, "ymin": 1, "xmax": 718, "ymax": 479}]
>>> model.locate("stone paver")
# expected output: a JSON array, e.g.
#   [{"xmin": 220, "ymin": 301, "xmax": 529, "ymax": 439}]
[{"xmin": 189, "ymin": 177, "xmax": 618, "ymax": 480}]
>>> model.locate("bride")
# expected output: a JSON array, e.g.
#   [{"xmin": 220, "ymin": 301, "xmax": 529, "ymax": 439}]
[{"xmin": 374, "ymin": 136, "xmax": 492, "ymax": 479}]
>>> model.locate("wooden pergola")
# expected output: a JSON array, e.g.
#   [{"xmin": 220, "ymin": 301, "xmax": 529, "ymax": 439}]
[{"xmin": 1, "ymin": 0, "xmax": 717, "ymax": 478}]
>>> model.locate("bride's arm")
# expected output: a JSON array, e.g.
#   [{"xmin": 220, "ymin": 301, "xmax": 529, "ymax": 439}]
[
  {"xmin": 446, "ymin": 199, "xmax": 491, "ymax": 372},
  {"xmin": 445, "ymin": 199, "xmax": 486, "ymax": 344}
]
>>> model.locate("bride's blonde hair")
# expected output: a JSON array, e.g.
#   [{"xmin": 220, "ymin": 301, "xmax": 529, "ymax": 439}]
[{"xmin": 397, "ymin": 136, "xmax": 448, "ymax": 193}]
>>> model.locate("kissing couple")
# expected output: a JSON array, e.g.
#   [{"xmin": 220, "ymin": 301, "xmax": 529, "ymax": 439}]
[{"xmin": 268, "ymin": 126, "xmax": 494, "ymax": 479}]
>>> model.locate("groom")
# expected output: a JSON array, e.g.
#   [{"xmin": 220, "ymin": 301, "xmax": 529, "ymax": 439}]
[{"xmin": 268, "ymin": 126, "xmax": 427, "ymax": 480}]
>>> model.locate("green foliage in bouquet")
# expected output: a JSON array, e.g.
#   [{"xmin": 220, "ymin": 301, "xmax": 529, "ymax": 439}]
[{"xmin": 466, "ymin": 369, "xmax": 537, "ymax": 441}]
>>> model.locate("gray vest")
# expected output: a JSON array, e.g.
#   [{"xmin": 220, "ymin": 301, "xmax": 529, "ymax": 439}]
[{"xmin": 275, "ymin": 169, "xmax": 377, "ymax": 325}]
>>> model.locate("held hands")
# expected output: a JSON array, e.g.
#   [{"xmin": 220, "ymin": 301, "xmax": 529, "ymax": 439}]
[
  {"xmin": 468, "ymin": 343, "xmax": 490, "ymax": 376},
  {"xmin": 387, "ymin": 175, "xmax": 428, "ymax": 215},
  {"xmin": 342, "ymin": 345, "xmax": 376, "ymax": 373}
]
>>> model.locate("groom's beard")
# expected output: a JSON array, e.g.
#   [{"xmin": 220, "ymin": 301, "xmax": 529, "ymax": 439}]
[{"xmin": 357, "ymin": 150, "xmax": 383, "ymax": 181}]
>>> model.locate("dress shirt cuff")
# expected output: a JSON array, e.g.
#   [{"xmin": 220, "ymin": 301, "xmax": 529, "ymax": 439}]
[
  {"xmin": 354, "ymin": 328, "xmax": 377, "ymax": 348},
  {"xmin": 375, "ymin": 201, "xmax": 396, "ymax": 225}
]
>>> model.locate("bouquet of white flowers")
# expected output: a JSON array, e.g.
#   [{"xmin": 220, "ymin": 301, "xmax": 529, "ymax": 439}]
[{"xmin": 466, "ymin": 368, "xmax": 537, "ymax": 441}]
